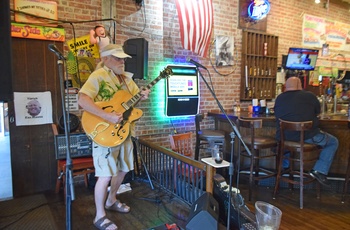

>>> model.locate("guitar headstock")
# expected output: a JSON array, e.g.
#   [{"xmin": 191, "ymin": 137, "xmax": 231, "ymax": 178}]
[{"xmin": 160, "ymin": 67, "xmax": 173, "ymax": 79}]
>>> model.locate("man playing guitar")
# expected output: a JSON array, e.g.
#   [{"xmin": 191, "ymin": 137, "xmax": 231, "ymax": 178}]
[{"xmin": 78, "ymin": 44, "xmax": 150, "ymax": 230}]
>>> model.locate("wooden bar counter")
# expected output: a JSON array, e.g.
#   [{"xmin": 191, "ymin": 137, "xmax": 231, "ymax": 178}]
[{"xmin": 207, "ymin": 110, "xmax": 350, "ymax": 177}]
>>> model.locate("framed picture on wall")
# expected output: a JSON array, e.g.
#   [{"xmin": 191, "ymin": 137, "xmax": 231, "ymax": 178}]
[{"xmin": 215, "ymin": 36, "xmax": 234, "ymax": 67}]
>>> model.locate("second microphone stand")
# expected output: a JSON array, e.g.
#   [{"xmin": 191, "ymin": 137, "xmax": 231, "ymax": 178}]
[{"xmin": 196, "ymin": 67, "xmax": 252, "ymax": 230}]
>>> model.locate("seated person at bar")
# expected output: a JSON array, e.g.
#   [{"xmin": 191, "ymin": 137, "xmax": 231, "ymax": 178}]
[{"xmin": 274, "ymin": 73, "xmax": 338, "ymax": 187}]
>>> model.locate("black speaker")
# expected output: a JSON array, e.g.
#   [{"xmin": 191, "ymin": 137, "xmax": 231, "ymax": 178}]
[
  {"xmin": 166, "ymin": 97, "xmax": 199, "ymax": 116},
  {"xmin": 124, "ymin": 38, "xmax": 148, "ymax": 79},
  {"xmin": 58, "ymin": 113, "xmax": 81, "ymax": 133},
  {"xmin": 0, "ymin": 1, "xmax": 13, "ymax": 102},
  {"xmin": 186, "ymin": 192, "xmax": 219, "ymax": 230}
]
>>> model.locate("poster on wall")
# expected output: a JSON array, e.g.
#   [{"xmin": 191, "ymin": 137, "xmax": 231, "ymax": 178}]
[
  {"xmin": 66, "ymin": 34, "xmax": 100, "ymax": 58},
  {"xmin": 66, "ymin": 51, "xmax": 96, "ymax": 88},
  {"xmin": 14, "ymin": 92, "xmax": 53, "ymax": 126},
  {"xmin": 14, "ymin": 0, "xmax": 58, "ymax": 26},
  {"xmin": 11, "ymin": 22, "xmax": 65, "ymax": 41},
  {"xmin": 302, "ymin": 14, "xmax": 350, "ymax": 51},
  {"xmin": 65, "ymin": 93, "xmax": 79, "ymax": 112},
  {"xmin": 215, "ymin": 36, "xmax": 234, "ymax": 66}
]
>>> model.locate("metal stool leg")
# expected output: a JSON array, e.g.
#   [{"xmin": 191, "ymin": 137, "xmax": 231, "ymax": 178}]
[{"xmin": 342, "ymin": 154, "xmax": 350, "ymax": 203}]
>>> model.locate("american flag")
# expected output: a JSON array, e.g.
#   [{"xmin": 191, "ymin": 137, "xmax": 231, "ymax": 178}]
[{"xmin": 175, "ymin": 0, "xmax": 213, "ymax": 57}]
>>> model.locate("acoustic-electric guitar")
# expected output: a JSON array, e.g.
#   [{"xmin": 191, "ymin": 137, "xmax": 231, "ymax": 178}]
[{"xmin": 81, "ymin": 67, "xmax": 173, "ymax": 147}]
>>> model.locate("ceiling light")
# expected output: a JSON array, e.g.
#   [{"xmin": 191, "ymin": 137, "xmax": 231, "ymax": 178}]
[{"xmin": 315, "ymin": 0, "xmax": 320, "ymax": 3}]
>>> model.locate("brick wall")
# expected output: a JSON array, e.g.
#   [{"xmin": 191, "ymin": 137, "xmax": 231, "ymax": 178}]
[{"xmin": 10, "ymin": 0, "xmax": 350, "ymax": 146}]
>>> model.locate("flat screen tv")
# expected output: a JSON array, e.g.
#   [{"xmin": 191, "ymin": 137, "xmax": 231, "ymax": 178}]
[{"xmin": 285, "ymin": 48, "xmax": 319, "ymax": 71}]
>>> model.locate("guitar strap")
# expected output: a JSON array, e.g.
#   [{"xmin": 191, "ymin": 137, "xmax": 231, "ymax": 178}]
[
  {"xmin": 102, "ymin": 74, "xmax": 132, "ymax": 157},
  {"xmin": 117, "ymin": 74, "xmax": 133, "ymax": 96}
]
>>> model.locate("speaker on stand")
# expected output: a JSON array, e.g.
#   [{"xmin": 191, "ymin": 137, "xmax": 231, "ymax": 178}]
[
  {"xmin": 123, "ymin": 38, "xmax": 148, "ymax": 80},
  {"xmin": 185, "ymin": 192, "xmax": 219, "ymax": 230}
]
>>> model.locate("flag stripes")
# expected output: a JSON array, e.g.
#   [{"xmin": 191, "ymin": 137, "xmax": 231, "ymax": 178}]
[{"xmin": 175, "ymin": 0, "xmax": 213, "ymax": 57}]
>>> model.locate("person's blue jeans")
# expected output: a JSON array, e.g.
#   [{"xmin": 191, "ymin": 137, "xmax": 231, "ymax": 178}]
[
  {"xmin": 304, "ymin": 131, "xmax": 338, "ymax": 175},
  {"xmin": 282, "ymin": 131, "xmax": 338, "ymax": 175}
]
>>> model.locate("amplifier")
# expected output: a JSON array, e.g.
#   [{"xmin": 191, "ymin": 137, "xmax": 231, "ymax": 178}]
[{"xmin": 54, "ymin": 133, "xmax": 93, "ymax": 160}]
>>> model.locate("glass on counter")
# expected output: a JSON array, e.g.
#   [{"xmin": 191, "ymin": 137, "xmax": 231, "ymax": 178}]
[{"xmin": 326, "ymin": 102, "xmax": 333, "ymax": 113}]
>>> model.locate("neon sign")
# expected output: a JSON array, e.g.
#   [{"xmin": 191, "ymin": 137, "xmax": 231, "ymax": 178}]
[{"xmin": 247, "ymin": 0, "xmax": 271, "ymax": 21}]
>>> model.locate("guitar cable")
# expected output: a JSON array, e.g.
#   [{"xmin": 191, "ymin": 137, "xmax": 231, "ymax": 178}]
[{"xmin": 170, "ymin": 119, "xmax": 177, "ymax": 135}]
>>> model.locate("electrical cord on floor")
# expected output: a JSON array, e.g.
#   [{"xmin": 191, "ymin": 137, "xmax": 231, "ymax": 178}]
[
  {"xmin": 131, "ymin": 181, "xmax": 162, "ymax": 204},
  {"xmin": 161, "ymin": 198, "xmax": 188, "ymax": 223},
  {"xmin": 0, "ymin": 200, "xmax": 61, "ymax": 229},
  {"xmin": 130, "ymin": 180, "xmax": 190, "ymax": 224}
]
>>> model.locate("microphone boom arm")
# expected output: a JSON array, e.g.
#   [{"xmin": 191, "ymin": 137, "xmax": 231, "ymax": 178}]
[{"xmin": 187, "ymin": 58, "xmax": 207, "ymax": 70}]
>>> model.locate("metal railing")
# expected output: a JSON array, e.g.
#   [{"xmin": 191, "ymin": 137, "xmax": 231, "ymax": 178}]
[{"xmin": 137, "ymin": 138, "xmax": 207, "ymax": 205}]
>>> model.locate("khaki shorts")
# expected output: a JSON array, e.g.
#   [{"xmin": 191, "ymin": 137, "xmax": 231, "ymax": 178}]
[{"xmin": 92, "ymin": 136, "xmax": 134, "ymax": 177}]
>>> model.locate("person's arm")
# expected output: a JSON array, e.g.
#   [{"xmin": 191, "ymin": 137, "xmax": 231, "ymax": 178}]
[
  {"xmin": 78, "ymin": 93, "xmax": 122, "ymax": 124},
  {"xmin": 89, "ymin": 29, "xmax": 98, "ymax": 45}
]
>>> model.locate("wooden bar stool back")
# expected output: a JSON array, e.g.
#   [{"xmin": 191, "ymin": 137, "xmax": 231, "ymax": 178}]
[
  {"xmin": 195, "ymin": 113, "xmax": 225, "ymax": 160},
  {"xmin": 169, "ymin": 132, "xmax": 200, "ymax": 187},
  {"xmin": 237, "ymin": 118, "xmax": 278, "ymax": 201},
  {"xmin": 273, "ymin": 119, "xmax": 321, "ymax": 209},
  {"xmin": 169, "ymin": 132, "xmax": 194, "ymax": 158}
]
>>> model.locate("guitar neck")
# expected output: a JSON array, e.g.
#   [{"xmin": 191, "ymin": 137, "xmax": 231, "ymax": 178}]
[{"xmin": 125, "ymin": 73, "xmax": 166, "ymax": 109}]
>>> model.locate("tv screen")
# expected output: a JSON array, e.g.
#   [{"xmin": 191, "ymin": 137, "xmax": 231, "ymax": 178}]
[
  {"xmin": 166, "ymin": 66, "xmax": 199, "ymax": 97},
  {"xmin": 285, "ymin": 48, "xmax": 319, "ymax": 71}
]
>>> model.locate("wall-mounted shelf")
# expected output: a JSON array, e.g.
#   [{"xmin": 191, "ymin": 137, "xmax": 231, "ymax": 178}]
[{"xmin": 240, "ymin": 30, "xmax": 278, "ymax": 100}]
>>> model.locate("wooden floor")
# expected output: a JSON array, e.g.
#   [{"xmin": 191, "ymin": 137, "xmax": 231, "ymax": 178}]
[
  {"xmin": 244, "ymin": 184, "xmax": 350, "ymax": 230},
  {"xmin": 1, "ymin": 174, "xmax": 350, "ymax": 230},
  {"xmin": 47, "ymin": 177, "xmax": 191, "ymax": 230}
]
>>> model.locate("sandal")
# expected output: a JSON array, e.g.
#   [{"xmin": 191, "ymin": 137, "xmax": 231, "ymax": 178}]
[
  {"xmin": 105, "ymin": 200, "xmax": 130, "ymax": 213},
  {"xmin": 93, "ymin": 216, "xmax": 118, "ymax": 230}
]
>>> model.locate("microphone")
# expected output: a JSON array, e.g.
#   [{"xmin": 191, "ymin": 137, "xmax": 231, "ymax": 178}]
[
  {"xmin": 186, "ymin": 57, "xmax": 207, "ymax": 70},
  {"xmin": 48, "ymin": 44, "xmax": 65, "ymax": 60}
]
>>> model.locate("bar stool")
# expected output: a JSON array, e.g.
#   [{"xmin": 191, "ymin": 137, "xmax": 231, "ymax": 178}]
[
  {"xmin": 169, "ymin": 132, "xmax": 200, "ymax": 191},
  {"xmin": 342, "ymin": 153, "xmax": 350, "ymax": 203},
  {"xmin": 273, "ymin": 119, "xmax": 321, "ymax": 209},
  {"xmin": 55, "ymin": 157, "xmax": 95, "ymax": 194},
  {"xmin": 194, "ymin": 113, "xmax": 225, "ymax": 160},
  {"xmin": 237, "ymin": 118, "xmax": 278, "ymax": 201},
  {"xmin": 169, "ymin": 132, "xmax": 194, "ymax": 158}
]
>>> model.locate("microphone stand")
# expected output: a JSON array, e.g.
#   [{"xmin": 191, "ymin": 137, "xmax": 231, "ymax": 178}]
[
  {"xmin": 50, "ymin": 46, "xmax": 74, "ymax": 230},
  {"xmin": 196, "ymin": 67, "xmax": 252, "ymax": 230}
]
